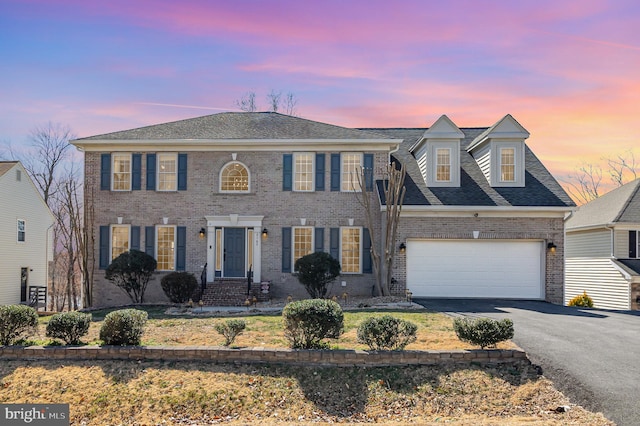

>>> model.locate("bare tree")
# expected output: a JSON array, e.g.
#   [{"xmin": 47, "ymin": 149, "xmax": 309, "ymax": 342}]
[
  {"xmin": 283, "ymin": 92, "xmax": 298, "ymax": 116},
  {"xmin": 355, "ymin": 162, "xmax": 406, "ymax": 296},
  {"xmin": 24, "ymin": 122, "xmax": 73, "ymax": 205},
  {"xmin": 266, "ymin": 89, "xmax": 282, "ymax": 112},
  {"xmin": 234, "ymin": 90, "xmax": 299, "ymax": 115},
  {"xmin": 564, "ymin": 162, "xmax": 603, "ymax": 205},
  {"xmin": 235, "ymin": 92, "xmax": 257, "ymax": 112},
  {"xmin": 606, "ymin": 150, "xmax": 638, "ymax": 187}
]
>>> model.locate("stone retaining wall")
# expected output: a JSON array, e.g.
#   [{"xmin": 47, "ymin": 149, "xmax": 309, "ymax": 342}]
[{"xmin": 0, "ymin": 346, "xmax": 528, "ymax": 366}]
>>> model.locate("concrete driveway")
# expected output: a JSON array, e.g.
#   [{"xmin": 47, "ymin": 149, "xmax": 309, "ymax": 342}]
[{"xmin": 414, "ymin": 298, "xmax": 640, "ymax": 426}]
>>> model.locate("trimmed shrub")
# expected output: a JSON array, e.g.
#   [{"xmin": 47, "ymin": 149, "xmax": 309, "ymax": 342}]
[
  {"xmin": 161, "ymin": 272, "xmax": 199, "ymax": 303},
  {"xmin": 46, "ymin": 311, "xmax": 92, "ymax": 345},
  {"xmin": 453, "ymin": 317, "xmax": 514, "ymax": 349},
  {"xmin": 282, "ymin": 299, "xmax": 344, "ymax": 349},
  {"xmin": 0, "ymin": 305, "xmax": 38, "ymax": 346},
  {"xmin": 294, "ymin": 252, "xmax": 341, "ymax": 299},
  {"xmin": 105, "ymin": 249, "xmax": 157, "ymax": 304},
  {"xmin": 568, "ymin": 291, "xmax": 594, "ymax": 308},
  {"xmin": 99, "ymin": 309, "xmax": 148, "ymax": 346},
  {"xmin": 357, "ymin": 315, "xmax": 417, "ymax": 351},
  {"xmin": 214, "ymin": 319, "xmax": 246, "ymax": 346}
]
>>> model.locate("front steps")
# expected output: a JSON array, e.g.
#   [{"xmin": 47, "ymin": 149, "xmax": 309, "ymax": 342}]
[{"xmin": 198, "ymin": 278, "xmax": 270, "ymax": 306}]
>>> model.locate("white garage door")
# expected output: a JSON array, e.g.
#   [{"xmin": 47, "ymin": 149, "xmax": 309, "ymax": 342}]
[{"xmin": 406, "ymin": 240, "xmax": 543, "ymax": 299}]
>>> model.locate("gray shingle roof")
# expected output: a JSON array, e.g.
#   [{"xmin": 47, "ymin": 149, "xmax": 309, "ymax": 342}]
[
  {"xmin": 0, "ymin": 161, "xmax": 18, "ymax": 178},
  {"xmin": 363, "ymin": 128, "xmax": 574, "ymax": 208},
  {"xmin": 566, "ymin": 179, "xmax": 640, "ymax": 229},
  {"xmin": 74, "ymin": 112, "xmax": 391, "ymax": 141}
]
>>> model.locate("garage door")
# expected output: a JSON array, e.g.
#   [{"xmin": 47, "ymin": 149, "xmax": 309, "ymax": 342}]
[{"xmin": 406, "ymin": 240, "xmax": 543, "ymax": 299}]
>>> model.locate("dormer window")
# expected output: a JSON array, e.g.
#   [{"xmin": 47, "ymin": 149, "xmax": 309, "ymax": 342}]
[
  {"xmin": 500, "ymin": 147, "xmax": 515, "ymax": 182},
  {"xmin": 436, "ymin": 148, "xmax": 452, "ymax": 182}
]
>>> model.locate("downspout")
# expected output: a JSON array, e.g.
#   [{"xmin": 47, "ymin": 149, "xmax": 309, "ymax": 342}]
[{"xmin": 563, "ymin": 210, "xmax": 574, "ymax": 306}]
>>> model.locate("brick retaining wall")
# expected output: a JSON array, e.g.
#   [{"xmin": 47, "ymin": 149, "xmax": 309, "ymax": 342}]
[{"xmin": 0, "ymin": 345, "xmax": 528, "ymax": 366}]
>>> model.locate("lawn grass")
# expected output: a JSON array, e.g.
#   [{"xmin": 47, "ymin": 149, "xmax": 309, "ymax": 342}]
[
  {"xmin": 31, "ymin": 307, "xmax": 511, "ymax": 350},
  {"xmin": 2, "ymin": 305, "xmax": 614, "ymax": 425},
  {"xmin": 0, "ymin": 359, "xmax": 612, "ymax": 425}
]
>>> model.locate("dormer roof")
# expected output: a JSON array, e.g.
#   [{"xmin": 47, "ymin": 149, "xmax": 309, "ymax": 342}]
[
  {"xmin": 410, "ymin": 115, "xmax": 464, "ymax": 153},
  {"xmin": 466, "ymin": 114, "xmax": 530, "ymax": 152}
]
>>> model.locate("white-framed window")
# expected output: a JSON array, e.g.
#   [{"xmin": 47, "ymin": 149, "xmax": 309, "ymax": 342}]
[
  {"xmin": 436, "ymin": 148, "xmax": 451, "ymax": 182},
  {"xmin": 157, "ymin": 153, "xmax": 177, "ymax": 191},
  {"xmin": 293, "ymin": 226, "xmax": 314, "ymax": 268},
  {"xmin": 341, "ymin": 153, "xmax": 363, "ymax": 192},
  {"xmin": 111, "ymin": 225, "xmax": 130, "ymax": 260},
  {"xmin": 112, "ymin": 153, "xmax": 131, "ymax": 191},
  {"xmin": 17, "ymin": 219, "xmax": 25, "ymax": 242},
  {"xmin": 500, "ymin": 147, "xmax": 515, "ymax": 182},
  {"xmin": 220, "ymin": 162, "xmax": 250, "ymax": 192},
  {"xmin": 341, "ymin": 227, "xmax": 362, "ymax": 274},
  {"xmin": 156, "ymin": 225, "xmax": 176, "ymax": 271},
  {"xmin": 294, "ymin": 153, "xmax": 314, "ymax": 192}
]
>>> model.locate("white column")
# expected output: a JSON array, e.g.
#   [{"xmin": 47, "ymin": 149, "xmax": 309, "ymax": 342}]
[
  {"xmin": 253, "ymin": 226, "xmax": 262, "ymax": 283},
  {"xmin": 206, "ymin": 225, "xmax": 214, "ymax": 282}
]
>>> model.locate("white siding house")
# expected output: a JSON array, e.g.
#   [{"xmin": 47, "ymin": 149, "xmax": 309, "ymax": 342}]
[
  {"xmin": 0, "ymin": 162, "xmax": 55, "ymax": 306},
  {"xmin": 565, "ymin": 179, "xmax": 640, "ymax": 310}
]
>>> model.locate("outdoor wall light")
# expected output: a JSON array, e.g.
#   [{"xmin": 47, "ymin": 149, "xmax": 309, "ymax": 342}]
[
  {"xmin": 199, "ymin": 228, "xmax": 206, "ymax": 239},
  {"xmin": 262, "ymin": 228, "xmax": 269, "ymax": 238},
  {"xmin": 399, "ymin": 242, "xmax": 406, "ymax": 253},
  {"xmin": 547, "ymin": 242, "xmax": 557, "ymax": 253}
]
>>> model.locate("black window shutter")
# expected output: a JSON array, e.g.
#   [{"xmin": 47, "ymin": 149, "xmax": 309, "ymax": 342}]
[
  {"xmin": 132, "ymin": 154, "xmax": 141, "ymax": 190},
  {"xmin": 176, "ymin": 226, "xmax": 186, "ymax": 270},
  {"xmin": 177, "ymin": 154, "xmax": 187, "ymax": 190},
  {"xmin": 283, "ymin": 154, "xmax": 292, "ymax": 191},
  {"xmin": 315, "ymin": 153, "xmax": 325, "ymax": 191},
  {"xmin": 146, "ymin": 154, "xmax": 156, "ymax": 190},
  {"xmin": 100, "ymin": 154, "xmax": 111, "ymax": 190},
  {"xmin": 314, "ymin": 228, "xmax": 324, "ymax": 252},
  {"xmin": 364, "ymin": 153, "xmax": 374, "ymax": 191},
  {"xmin": 330, "ymin": 154, "xmax": 341, "ymax": 191},
  {"xmin": 282, "ymin": 227, "xmax": 292, "ymax": 272},
  {"xmin": 145, "ymin": 226, "xmax": 155, "ymax": 257},
  {"xmin": 363, "ymin": 227, "xmax": 372, "ymax": 273},
  {"xmin": 629, "ymin": 231, "xmax": 637, "ymax": 258},
  {"xmin": 99, "ymin": 226, "xmax": 110, "ymax": 269},
  {"xmin": 330, "ymin": 228, "xmax": 340, "ymax": 260},
  {"xmin": 130, "ymin": 226, "xmax": 140, "ymax": 251}
]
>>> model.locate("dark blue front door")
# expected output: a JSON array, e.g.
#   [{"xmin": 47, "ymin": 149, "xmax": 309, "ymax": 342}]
[{"xmin": 224, "ymin": 228, "xmax": 245, "ymax": 277}]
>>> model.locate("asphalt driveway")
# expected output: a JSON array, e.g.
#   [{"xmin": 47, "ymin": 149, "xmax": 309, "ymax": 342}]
[{"xmin": 414, "ymin": 298, "xmax": 640, "ymax": 426}]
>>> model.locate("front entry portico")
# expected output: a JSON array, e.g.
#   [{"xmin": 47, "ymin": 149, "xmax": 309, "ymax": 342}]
[{"xmin": 204, "ymin": 215, "xmax": 263, "ymax": 283}]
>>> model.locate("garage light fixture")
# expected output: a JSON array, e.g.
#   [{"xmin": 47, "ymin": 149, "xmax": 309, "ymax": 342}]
[
  {"xmin": 547, "ymin": 242, "xmax": 556, "ymax": 253},
  {"xmin": 399, "ymin": 243, "xmax": 406, "ymax": 253}
]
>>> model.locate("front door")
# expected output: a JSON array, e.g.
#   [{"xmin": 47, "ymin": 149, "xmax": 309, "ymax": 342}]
[{"xmin": 224, "ymin": 228, "xmax": 245, "ymax": 277}]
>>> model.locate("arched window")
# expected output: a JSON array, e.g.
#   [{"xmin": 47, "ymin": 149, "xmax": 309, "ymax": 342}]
[{"xmin": 220, "ymin": 162, "xmax": 250, "ymax": 192}]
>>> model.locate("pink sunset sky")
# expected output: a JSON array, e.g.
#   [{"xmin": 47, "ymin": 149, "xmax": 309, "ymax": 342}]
[{"xmin": 1, "ymin": 0, "xmax": 638, "ymax": 197}]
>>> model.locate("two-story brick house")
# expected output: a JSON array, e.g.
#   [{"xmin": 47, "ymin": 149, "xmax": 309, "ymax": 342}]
[{"xmin": 72, "ymin": 112, "xmax": 574, "ymax": 307}]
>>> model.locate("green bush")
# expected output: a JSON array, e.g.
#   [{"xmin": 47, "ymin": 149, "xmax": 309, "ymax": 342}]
[
  {"xmin": 453, "ymin": 317, "xmax": 514, "ymax": 349},
  {"xmin": 357, "ymin": 315, "xmax": 417, "ymax": 351},
  {"xmin": 214, "ymin": 319, "xmax": 246, "ymax": 346},
  {"xmin": 105, "ymin": 249, "xmax": 157, "ymax": 304},
  {"xmin": 99, "ymin": 309, "xmax": 148, "ymax": 346},
  {"xmin": 0, "ymin": 305, "xmax": 38, "ymax": 346},
  {"xmin": 161, "ymin": 271, "xmax": 199, "ymax": 303},
  {"xmin": 294, "ymin": 252, "xmax": 341, "ymax": 299},
  {"xmin": 568, "ymin": 291, "xmax": 594, "ymax": 308},
  {"xmin": 46, "ymin": 311, "xmax": 92, "ymax": 345},
  {"xmin": 282, "ymin": 299, "xmax": 343, "ymax": 349}
]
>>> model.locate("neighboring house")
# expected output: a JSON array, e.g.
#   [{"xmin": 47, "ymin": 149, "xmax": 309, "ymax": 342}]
[
  {"xmin": 565, "ymin": 179, "xmax": 640, "ymax": 310},
  {"xmin": 0, "ymin": 161, "xmax": 55, "ymax": 307},
  {"xmin": 71, "ymin": 112, "xmax": 574, "ymax": 307}
]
